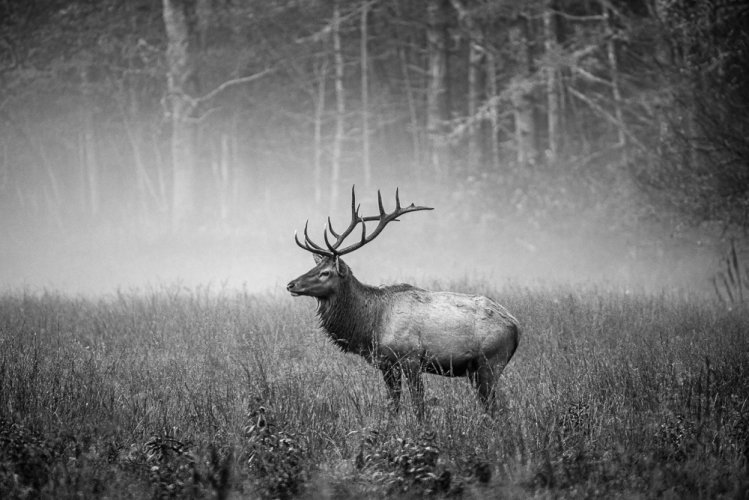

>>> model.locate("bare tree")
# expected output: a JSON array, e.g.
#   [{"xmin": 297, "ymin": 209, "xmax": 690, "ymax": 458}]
[
  {"xmin": 509, "ymin": 13, "xmax": 536, "ymax": 166},
  {"xmin": 313, "ymin": 56, "xmax": 329, "ymax": 207},
  {"xmin": 162, "ymin": 0, "xmax": 195, "ymax": 230},
  {"xmin": 485, "ymin": 50, "xmax": 501, "ymax": 170},
  {"xmin": 544, "ymin": 1, "xmax": 560, "ymax": 162},
  {"xmin": 79, "ymin": 63, "xmax": 99, "ymax": 216},
  {"xmin": 163, "ymin": 0, "xmax": 272, "ymax": 229},
  {"xmin": 392, "ymin": 1, "xmax": 423, "ymax": 169},
  {"xmin": 603, "ymin": 3, "xmax": 626, "ymax": 155},
  {"xmin": 426, "ymin": 0, "xmax": 451, "ymax": 176},
  {"xmin": 361, "ymin": 0, "xmax": 371, "ymax": 189},
  {"xmin": 330, "ymin": 0, "xmax": 345, "ymax": 212},
  {"xmin": 450, "ymin": 0, "xmax": 485, "ymax": 173}
]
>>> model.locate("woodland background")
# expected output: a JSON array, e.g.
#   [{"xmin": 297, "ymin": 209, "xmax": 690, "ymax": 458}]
[{"xmin": 0, "ymin": 0, "xmax": 748, "ymax": 294}]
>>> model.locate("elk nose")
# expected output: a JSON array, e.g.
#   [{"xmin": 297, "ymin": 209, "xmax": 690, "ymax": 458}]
[{"xmin": 286, "ymin": 281, "xmax": 301, "ymax": 296}]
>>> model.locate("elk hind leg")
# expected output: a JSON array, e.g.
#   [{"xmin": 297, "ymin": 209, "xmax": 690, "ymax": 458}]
[
  {"xmin": 381, "ymin": 365, "xmax": 403, "ymax": 413},
  {"xmin": 470, "ymin": 362, "xmax": 498, "ymax": 413}
]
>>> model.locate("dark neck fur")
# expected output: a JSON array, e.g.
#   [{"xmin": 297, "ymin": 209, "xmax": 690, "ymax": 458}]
[{"xmin": 315, "ymin": 274, "xmax": 387, "ymax": 356}]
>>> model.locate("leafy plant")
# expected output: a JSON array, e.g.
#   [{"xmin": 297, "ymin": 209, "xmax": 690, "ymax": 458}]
[
  {"xmin": 0, "ymin": 418, "xmax": 55, "ymax": 495},
  {"xmin": 244, "ymin": 405, "xmax": 311, "ymax": 499}
]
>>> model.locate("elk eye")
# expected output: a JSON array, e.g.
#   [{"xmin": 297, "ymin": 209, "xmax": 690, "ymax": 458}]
[{"xmin": 319, "ymin": 270, "xmax": 331, "ymax": 278}]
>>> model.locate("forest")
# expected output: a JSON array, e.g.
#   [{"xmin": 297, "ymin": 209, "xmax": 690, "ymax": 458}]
[{"xmin": 0, "ymin": 0, "xmax": 748, "ymax": 293}]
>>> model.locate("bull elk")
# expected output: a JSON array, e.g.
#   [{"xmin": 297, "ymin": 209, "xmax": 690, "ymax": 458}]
[{"xmin": 286, "ymin": 187, "xmax": 519, "ymax": 417}]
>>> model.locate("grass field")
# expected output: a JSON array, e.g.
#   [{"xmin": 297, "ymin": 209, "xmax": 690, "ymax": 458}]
[{"xmin": 1, "ymin": 282, "xmax": 748, "ymax": 499}]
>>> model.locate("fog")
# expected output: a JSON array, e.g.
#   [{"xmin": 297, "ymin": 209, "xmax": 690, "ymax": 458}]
[{"xmin": 0, "ymin": 174, "xmax": 718, "ymax": 298}]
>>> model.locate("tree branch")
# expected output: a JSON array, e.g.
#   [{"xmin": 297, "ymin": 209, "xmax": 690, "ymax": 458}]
[
  {"xmin": 573, "ymin": 65, "xmax": 612, "ymax": 87},
  {"xmin": 194, "ymin": 68, "xmax": 275, "ymax": 105},
  {"xmin": 296, "ymin": 0, "xmax": 380, "ymax": 44},
  {"xmin": 568, "ymin": 86, "xmax": 645, "ymax": 149}
]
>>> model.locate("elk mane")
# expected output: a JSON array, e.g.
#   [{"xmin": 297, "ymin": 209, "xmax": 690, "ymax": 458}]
[{"xmin": 315, "ymin": 272, "xmax": 418, "ymax": 355}]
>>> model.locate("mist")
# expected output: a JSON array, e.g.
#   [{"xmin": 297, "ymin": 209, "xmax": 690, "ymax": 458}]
[{"xmin": 0, "ymin": 173, "xmax": 718, "ymax": 297}]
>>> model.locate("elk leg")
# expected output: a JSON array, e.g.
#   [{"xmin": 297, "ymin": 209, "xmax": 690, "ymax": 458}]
[
  {"xmin": 381, "ymin": 365, "xmax": 403, "ymax": 413},
  {"xmin": 470, "ymin": 363, "xmax": 497, "ymax": 412},
  {"xmin": 403, "ymin": 362, "xmax": 425, "ymax": 420}
]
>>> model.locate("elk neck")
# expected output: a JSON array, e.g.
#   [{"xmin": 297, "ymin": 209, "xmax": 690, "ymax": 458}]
[{"xmin": 315, "ymin": 271, "xmax": 388, "ymax": 356}]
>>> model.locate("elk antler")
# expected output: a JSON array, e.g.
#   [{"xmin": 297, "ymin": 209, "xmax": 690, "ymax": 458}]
[{"xmin": 294, "ymin": 186, "xmax": 433, "ymax": 258}]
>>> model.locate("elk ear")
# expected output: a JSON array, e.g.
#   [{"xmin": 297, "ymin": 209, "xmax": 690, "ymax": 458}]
[
  {"xmin": 313, "ymin": 253, "xmax": 323, "ymax": 264},
  {"xmin": 335, "ymin": 257, "xmax": 349, "ymax": 277}
]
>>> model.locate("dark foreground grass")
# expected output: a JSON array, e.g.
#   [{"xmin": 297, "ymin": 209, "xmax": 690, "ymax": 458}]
[{"xmin": 1, "ymin": 283, "xmax": 748, "ymax": 499}]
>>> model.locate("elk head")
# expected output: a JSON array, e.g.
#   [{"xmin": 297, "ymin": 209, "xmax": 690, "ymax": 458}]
[
  {"xmin": 286, "ymin": 186, "xmax": 433, "ymax": 297},
  {"xmin": 286, "ymin": 254, "xmax": 348, "ymax": 298}
]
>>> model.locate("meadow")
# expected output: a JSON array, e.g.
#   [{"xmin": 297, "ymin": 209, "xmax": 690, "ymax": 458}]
[{"xmin": 1, "ymin": 281, "xmax": 747, "ymax": 499}]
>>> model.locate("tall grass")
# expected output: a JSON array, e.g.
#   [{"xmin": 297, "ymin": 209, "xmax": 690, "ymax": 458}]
[{"xmin": 0, "ymin": 284, "xmax": 747, "ymax": 498}]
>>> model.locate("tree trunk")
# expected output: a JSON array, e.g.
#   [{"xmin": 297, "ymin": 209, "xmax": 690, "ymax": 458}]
[
  {"xmin": 331, "ymin": 0, "xmax": 345, "ymax": 213},
  {"xmin": 25, "ymin": 123, "xmax": 63, "ymax": 228},
  {"xmin": 426, "ymin": 0, "xmax": 450, "ymax": 177},
  {"xmin": 544, "ymin": 2, "xmax": 560, "ymax": 162},
  {"xmin": 212, "ymin": 133, "xmax": 231, "ymax": 222},
  {"xmin": 467, "ymin": 42, "xmax": 483, "ymax": 172},
  {"xmin": 80, "ymin": 114, "xmax": 99, "ymax": 217},
  {"xmin": 313, "ymin": 56, "xmax": 328, "ymax": 207},
  {"xmin": 330, "ymin": 0, "xmax": 346, "ymax": 211},
  {"xmin": 509, "ymin": 15, "xmax": 536, "ymax": 166},
  {"xmin": 121, "ymin": 85, "xmax": 163, "ymax": 218},
  {"xmin": 397, "ymin": 38, "xmax": 422, "ymax": 169},
  {"xmin": 195, "ymin": 0, "xmax": 211, "ymax": 49},
  {"xmin": 603, "ymin": 3, "xmax": 626, "ymax": 153},
  {"xmin": 391, "ymin": 1, "xmax": 423, "ymax": 170},
  {"xmin": 486, "ymin": 51, "xmax": 501, "ymax": 171},
  {"xmin": 80, "ymin": 65, "xmax": 99, "ymax": 217},
  {"xmin": 162, "ymin": 0, "xmax": 195, "ymax": 230},
  {"xmin": 450, "ymin": 0, "xmax": 484, "ymax": 174},
  {"xmin": 361, "ymin": 0, "xmax": 371, "ymax": 189}
]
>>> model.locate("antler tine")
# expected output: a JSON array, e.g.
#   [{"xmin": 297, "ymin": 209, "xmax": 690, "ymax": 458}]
[
  {"xmin": 303, "ymin": 221, "xmax": 321, "ymax": 250},
  {"xmin": 293, "ymin": 229, "xmax": 305, "ymax": 250},
  {"xmin": 377, "ymin": 189, "xmax": 386, "ymax": 216},
  {"xmin": 363, "ymin": 189, "xmax": 398, "ymax": 222},
  {"xmin": 303, "ymin": 220, "xmax": 330, "ymax": 253},
  {"xmin": 360, "ymin": 217, "xmax": 367, "ymax": 245},
  {"xmin": 299, "ymin": 185, "xmax": 364, "ymax": 256},
  {"xmin": 294, "ymin": 221, "xmax": 312, "ymax": 249},
  {"xmin": 323, "ymin": 188, "xmax": 363, "ymax": 252},
  {"xmin": 323, "ymin": 226, "xmax": 337, "ymax": 253},
  {"xmin": 327, "ymin": 217, "xmax": 339, "ymax": 238},
  {"xmin": 395, "ymin": 187, "xmax": 401, "ymax": 210},
  {"xmin": 295, "ymin": 222, "xmax": 332, "ymax": 257},
  {"xmin": 350, "ymin": 185, "xmax": 357, "ymax": 221}
]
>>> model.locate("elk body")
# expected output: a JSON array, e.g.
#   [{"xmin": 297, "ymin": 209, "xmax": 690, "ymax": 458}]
[{"xmin": 287, "ymin": 188, "xmax": 519, "ymax": 417}]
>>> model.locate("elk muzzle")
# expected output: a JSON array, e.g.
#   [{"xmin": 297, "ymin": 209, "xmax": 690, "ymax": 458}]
[
  {"xmin": 286, "ymin": 279, "xmax": 302, "ymax": 296},
  {"xmin": 286, "ymin": 272, "xmax": 326, "ymax": 297}
]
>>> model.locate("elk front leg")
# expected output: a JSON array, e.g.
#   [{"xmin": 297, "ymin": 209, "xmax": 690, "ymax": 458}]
[
  {"xmin": 403, "ymin": 362, "xmax": 425, "ymax": 420},
  {"xmin": 381, "ymin": 364, "xmax": 403, "ymax": 413}
]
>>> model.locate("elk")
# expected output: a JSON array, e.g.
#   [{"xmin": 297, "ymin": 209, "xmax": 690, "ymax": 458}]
[{"xmin": 286, "ymin": 187, "xmax": 519, "ymax": 417}]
